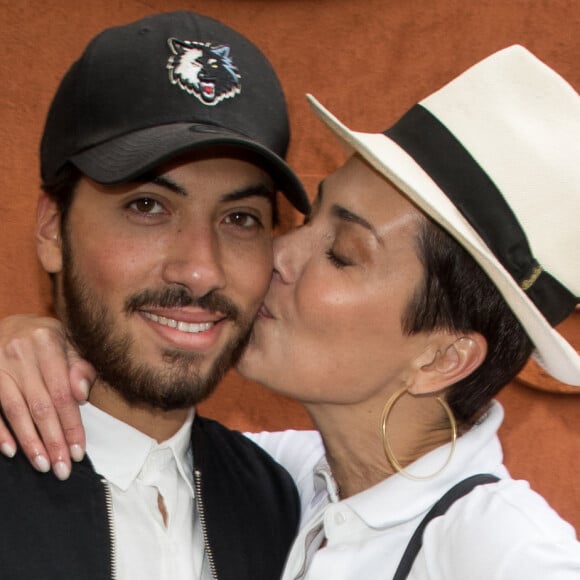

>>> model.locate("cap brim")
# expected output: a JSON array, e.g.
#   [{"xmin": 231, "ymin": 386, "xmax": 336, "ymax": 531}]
[
  {"xmin": 307, "ymin": 94, "xmax": 580, "ymax": 387},
  {"xmin": 70, "ymin": 123, "xmax": 310, "ymax": 214}
]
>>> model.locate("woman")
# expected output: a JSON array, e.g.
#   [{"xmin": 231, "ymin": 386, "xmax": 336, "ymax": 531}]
[{"xmin": 1, "ymin": 46, "xmax": 580, "ymax": 578}]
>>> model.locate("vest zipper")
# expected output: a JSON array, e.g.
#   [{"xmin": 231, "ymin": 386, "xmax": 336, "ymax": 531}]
[
  {"xmin": 194, "ymin": 469, "xmax": 218, "ymax": 580},
  {"xmin": 101, "ymin": 478, "xmax": 118, "ymax": 580}
]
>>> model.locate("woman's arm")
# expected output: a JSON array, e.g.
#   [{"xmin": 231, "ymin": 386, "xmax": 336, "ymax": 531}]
[{"xmin": 0, "ymin": 314, "xmax": 95, "ymax": 479}]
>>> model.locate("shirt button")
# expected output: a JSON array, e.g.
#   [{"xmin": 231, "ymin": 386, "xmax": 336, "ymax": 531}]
[{"xmin": 334, "ymin": 511, "xmax": 347, "ymax": 525}]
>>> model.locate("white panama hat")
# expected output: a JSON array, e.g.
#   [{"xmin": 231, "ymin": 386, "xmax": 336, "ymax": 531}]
[{"xmin": 307, "ymin": 45, "xmax": 580, "ymax": 386}]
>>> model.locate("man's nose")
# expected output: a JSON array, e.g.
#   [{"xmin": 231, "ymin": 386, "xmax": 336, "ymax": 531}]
[{"xmin": 161, "ymin": 225, "xmax": 226, "ymax": 296}]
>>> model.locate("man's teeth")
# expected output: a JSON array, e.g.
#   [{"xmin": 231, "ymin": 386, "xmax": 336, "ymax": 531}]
[{"xmin": 142, "ymin": 312, "xmax": 214, "ymax": 333}]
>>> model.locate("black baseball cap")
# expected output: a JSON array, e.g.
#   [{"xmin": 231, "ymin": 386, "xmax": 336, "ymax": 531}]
[{"xmin": 41, "ymin": 11, "xmax": 310, "ymax": 214}]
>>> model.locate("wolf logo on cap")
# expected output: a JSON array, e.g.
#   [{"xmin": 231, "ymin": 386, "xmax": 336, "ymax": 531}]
[{"xmin": 167, "ymin": 38, "xmax": 241, "ymax": 106}]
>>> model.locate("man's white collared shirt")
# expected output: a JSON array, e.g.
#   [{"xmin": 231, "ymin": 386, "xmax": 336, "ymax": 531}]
[{"xmin": 81, "ymin": 403, "xmax": 211, "ymax": 580}]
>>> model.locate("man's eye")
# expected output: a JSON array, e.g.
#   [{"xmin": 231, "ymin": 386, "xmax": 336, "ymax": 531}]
[
  {"xmin": 128, "ymin": 198, "xmax": 164, "ymax": 214},
  {"xmin": 224, "ymin": 212, "xmax": 260, "ymax": 228}
]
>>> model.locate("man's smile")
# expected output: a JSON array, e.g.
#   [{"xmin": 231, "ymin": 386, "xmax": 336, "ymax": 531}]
[
  {"xmin": 141, "ymin": 311, "xmax": 215, "ymax": 334},
  {"xmin": 136, "ymin": 307, "xmax": 231, "ymax": 353}
]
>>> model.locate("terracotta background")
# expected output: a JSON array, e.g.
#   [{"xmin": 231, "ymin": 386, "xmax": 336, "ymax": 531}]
[{"xmin": 1, "ymin": 0, "xmax": 578, "ymax": 530}]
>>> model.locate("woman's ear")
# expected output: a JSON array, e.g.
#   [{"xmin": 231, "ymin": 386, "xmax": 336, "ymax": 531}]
[
  {"xmin": 410, "ymin": 333, "xmax": 488, "ymax": 395},
  {"xmin": 36, "ymin": 194, "xmax": 63, "ymax": 274}
]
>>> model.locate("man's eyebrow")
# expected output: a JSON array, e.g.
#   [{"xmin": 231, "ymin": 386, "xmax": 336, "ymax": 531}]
[
  {"xmin": 320, "ymin": 181, "xmax": 383, "ymax": 245},
  {"xmin": 137, "ymin": 174, "xmax": 274, "ymax": 203},
  {"xmin": 139, "ymin": 174, "xmax": 188, "ymax": 196},
  {"xmin": 220, "ymin": 184, "xmax": 275, "ymax": 203}
]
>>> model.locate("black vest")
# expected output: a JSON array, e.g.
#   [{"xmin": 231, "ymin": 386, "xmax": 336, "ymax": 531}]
[{"xmin": 0, "ymin": 415, "xmax": 300, "ymax": 579}]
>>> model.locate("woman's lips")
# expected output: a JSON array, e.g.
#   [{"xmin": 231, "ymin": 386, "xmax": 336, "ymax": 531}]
[{"xmin": 257, "ymin": 303, "xmax": 274, "ymax": 319}]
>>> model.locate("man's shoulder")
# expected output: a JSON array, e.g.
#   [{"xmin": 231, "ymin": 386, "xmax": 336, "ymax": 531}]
[
  {"xmin": 191, "ymin": 416, "xmax": 301, "ymax": 533},
  {"xmin": 193, "ymin": 414, "xmax": 260, "ymax": 450},
  {"xmin": 0, "ymin": 449, "xmax": 102, "ymax": 494},
  {"xmin": 192, "ymin": 415, "xmax": 297, "ymax": 476},
  {"xmin": 0, "ymin": 451, "xmax": 107, "ymax": 533},
  {"xmin": 0, "ymin": 452, "xmax": 111, "ymax": 578}
]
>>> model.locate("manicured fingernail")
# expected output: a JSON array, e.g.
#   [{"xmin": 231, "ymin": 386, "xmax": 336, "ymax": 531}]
[
  {"xmin": 78, "ymin": 379, "xmax": 90, "ymax": 399},
  {"xmin": 33, "ymin": 454, "xmax": 51, "ymax": 473},
  {"xmin": 53, "ymin": 461, "xmax": 71, "ymax": 481},
  {"xmin": 70, "ymin": 444, "xmax": 85, "ymax": 462},
  {"xmin": 1, "ymin": 442, "xmax": 16, "ymax": 458}
]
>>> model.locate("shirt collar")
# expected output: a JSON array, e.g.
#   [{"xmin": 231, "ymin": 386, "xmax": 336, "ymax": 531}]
[{"xmin": 81, "ymin": 402, "xmax": 195, "ymax": 493}]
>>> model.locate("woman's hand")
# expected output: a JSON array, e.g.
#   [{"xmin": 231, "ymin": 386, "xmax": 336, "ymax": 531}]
[{"xmin": 0, "ymin": 314, "xmax": 95, "ymax": 480}]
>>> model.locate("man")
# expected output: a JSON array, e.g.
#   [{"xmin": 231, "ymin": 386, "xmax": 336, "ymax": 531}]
[{"xmin": 0, "ymin": 10, "xmax": 310, "ymax": 580}]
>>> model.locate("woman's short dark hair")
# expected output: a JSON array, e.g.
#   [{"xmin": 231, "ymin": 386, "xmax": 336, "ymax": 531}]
[{"xmin": 402, "ymin": 216, "xmax": 534, "ymax": 426}]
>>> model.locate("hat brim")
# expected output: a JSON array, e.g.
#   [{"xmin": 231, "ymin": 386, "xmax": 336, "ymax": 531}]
[
  {"xmin": 70, "ymin": 123, "xmax": 310, "ymax": 214},
  {"xmin": 307, "ymin": 94, "xmax": 580, "ymax": 387}
]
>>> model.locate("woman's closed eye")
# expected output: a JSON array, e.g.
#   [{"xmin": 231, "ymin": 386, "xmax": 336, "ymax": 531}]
[{"xmin": 326, "ymin": 248, "xmax": 353, "ymax": 269}]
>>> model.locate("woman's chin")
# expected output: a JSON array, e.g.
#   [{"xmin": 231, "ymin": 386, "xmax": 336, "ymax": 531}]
[{"xmin": 235, "ymin": 338, "xmax": 260, "ymax": 381}]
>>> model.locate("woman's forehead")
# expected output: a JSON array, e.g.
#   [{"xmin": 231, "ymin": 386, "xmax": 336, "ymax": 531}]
[{"xmin": 320, "ymin": 156, "xmax": 422, "ymax": 225}]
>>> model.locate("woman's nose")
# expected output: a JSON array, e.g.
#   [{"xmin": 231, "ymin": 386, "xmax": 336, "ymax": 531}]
[{"xmin": 272, "ymin": 225, "xmax": 308, "ymax": 284}]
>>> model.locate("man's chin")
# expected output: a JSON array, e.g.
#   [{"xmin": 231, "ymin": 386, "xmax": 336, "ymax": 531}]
[{"xmin": 105, "ymin": 372, "xmax": 217, "ymax": 410}]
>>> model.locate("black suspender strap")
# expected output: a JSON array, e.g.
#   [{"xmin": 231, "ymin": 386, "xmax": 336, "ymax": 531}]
[{"xmin": 392, "ymin": 474, "xmax": 500, "ymax": 580}]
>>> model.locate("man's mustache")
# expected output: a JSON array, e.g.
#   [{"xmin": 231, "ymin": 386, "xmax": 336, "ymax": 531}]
[{"xmin": 124, "ymin": 287, "xmax": 241, "ymax": 323}]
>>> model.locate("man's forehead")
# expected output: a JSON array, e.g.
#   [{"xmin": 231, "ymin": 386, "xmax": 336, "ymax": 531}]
[{"xmin": 109, "ymin": 152, "xmax": 275, "ymax": 194}]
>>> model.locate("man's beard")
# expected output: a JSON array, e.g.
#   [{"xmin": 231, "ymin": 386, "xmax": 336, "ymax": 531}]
[{"xmin": 59, "ymin": 240, "xmax": 254, "ymax": 410}]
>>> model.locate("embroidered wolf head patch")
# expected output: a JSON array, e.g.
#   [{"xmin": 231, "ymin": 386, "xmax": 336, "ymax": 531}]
[{"xmin": 167, "ymin": 38, "xmax": 241, "ymax": 106}]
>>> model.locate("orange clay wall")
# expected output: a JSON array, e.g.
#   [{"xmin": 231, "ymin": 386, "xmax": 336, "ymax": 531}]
[{"xmin": 1, "ymin": 0, "xmax": 579, "ymax": 530}]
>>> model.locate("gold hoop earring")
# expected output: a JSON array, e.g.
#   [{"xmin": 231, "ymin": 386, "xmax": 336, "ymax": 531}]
[{"xmin": 380, "ymin": 386, "xmax": 457, "ymax": 481}]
